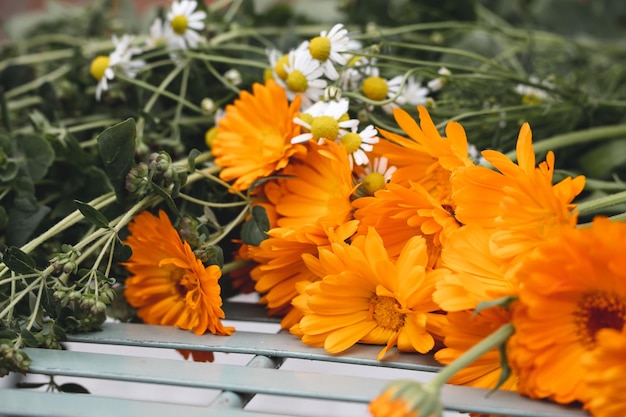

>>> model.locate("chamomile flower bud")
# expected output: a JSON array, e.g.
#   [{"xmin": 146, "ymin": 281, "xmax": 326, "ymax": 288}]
[
  {"xmin": 201, "ymin": 97, "xmax": 216, "ymax": 114},
  {"xmin": 224, "ymin": 68, "xmax": 242, "ymax": 86},
  {"xmin": 324, "ymin": 85, "xmax": 342, "ymax": 101}
]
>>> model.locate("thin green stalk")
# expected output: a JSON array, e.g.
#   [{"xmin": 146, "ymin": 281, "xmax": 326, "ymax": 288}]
[
  {"xmin": 576, "ymin": 190, "xmax": 626, "ymax": 216},
  {"xmin": 4, "ymin": 64, "xmax": 71, "ymax": 99},
  {"xmin": 0, "ymin": 277, "xmax": 43, "ymax": 321},
  {"xmin": 115, "ymin": 73, "xmax": 203, "ymax": 114},
  {"xmin": 504, "ymin": 124, "xmax": 626, "ymax": 160},
  {"xmin": 429, "ymin": 323, "xmax": 514, "ymax": 387},
  {"xmin": 143, "ymin": 63, "xmax": 185, "ymax": 113}
]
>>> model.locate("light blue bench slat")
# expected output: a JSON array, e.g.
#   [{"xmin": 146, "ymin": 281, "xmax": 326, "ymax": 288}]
[
  {"xmin": 0, "ymin": 389, "xmax": 288, "ymax": 417},
  {"xmin": 66, "ymin": 322, "xmax": 443, "ymax": 372},
  {"xmin": 22, "ymin": 347, "xmax": 587, "ymax": 417}
]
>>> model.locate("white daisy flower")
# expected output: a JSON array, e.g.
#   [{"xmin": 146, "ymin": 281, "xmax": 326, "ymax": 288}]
[
  {"xmin": 514, "ymin": 75, "xmax": 553, "ymax": 105},
  {"xmin": 357, "ymin": 156, "xmax": 397, "ymax": 196},
  {"xmin": 90, "ymin": 34, "xmax": 144, "ymax": 101},
  {"xmin": 427, "ymin": 66, "xmax": 452, "ymax": 92},
  {"xmin": 308, "ymin": 23, "xmax": 351, "ymax": 80},
  {"xmin": 291, "ymin": 98, "xmax": 359, "ymax": 144},
  {"xmin": 384, "ymin": 75, "xmax": 430, "ymax": 113},
  {"xmin": 166, "ymin": 0, "xmax": 207, "ymax": 49},
  {"xmin": 280, "ymin": 47, "xmax": 327, "ymax": 107},
  {"xmin": 340, "ymin": 124, "xmax": 379, "ymax": 168}
]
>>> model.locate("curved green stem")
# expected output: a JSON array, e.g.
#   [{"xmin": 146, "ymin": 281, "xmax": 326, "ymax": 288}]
[
  {"xmin": 115, "ymin": 73, "xmax": 203, "ymax": 114},
  {"xmin": 504, "ymin": 124, "xmax": 626, "ymax": 161},
  {"xmin": 576, "ymin": 190, "xmax": 626, "ymax": 216}
]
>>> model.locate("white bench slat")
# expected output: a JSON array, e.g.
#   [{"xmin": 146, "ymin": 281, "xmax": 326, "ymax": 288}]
[
  {"xmin": 0, "ymin": 389, "xmax": 286, "ymax": 417},
  {"xmin": 22, "ymin": 341, "xmax": 587, "ymax": 416},
  {"xmin": 66, "ymin": 322, "xmax": 443, "ymax": 372}
]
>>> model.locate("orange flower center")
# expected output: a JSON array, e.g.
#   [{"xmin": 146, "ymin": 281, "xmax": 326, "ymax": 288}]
[
  {"xmin": 574, "ymin": 291, "xmax": 626, "ymax": 349},
  {"xmin": 371, "ymin": 295, "xmax": 405, "ymax": 330}
]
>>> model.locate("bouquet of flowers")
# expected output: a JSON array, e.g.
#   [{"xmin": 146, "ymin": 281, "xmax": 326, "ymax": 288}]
[{"xmin": 2, "ymin": 0, "xmax": 626, "ymax": 416}]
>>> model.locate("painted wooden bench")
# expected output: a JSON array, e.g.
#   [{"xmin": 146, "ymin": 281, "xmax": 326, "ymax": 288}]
[{"xmin": 2, "ymin": 302, "xmax": 588, "ymax": 417}]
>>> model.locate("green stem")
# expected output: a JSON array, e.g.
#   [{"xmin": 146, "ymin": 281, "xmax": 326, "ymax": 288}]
[
  {"xmin": 25, "ymin": 278, "xmax": 45, "ymax": 331},
  {"xmin": 504, "ymin": 124, "xmax": 626, "ymax": 161},
  {"xmin": 221, "ymin": 259, "xmax": 252, "ymax": 275},
  {"xmin": 143, "ymin": 63, "xmax": 185, "ymax": 113},
  {"xmin": 0, "ymin": 277, "xmax": 43, "ymax": 321},
  {"xmin": 5, "ymin": 64, "xmax": 71, "ymax": 99},
  {"xmin": 115, "ymin": 73, "xmax": 203, "ymax": 114},
  {"xmin": 576, "ymin": 190, "xmax": 626, "ymax": 216},
  {"xmin": 428, "ymin": 323, "xmax": 514, "ymax": 388}
]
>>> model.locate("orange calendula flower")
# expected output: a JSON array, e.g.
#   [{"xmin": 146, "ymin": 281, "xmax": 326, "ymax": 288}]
[
  {"xmin": 508, "ymin": 217, "xmax": 626, "ymax": 404},
  {"xmin": 352, "ymin": 181, "xmax": 460, "ymax": 266},
  {"xmin": 123, "ymin": 210, "xmax": 234, "ymax": 336},
  {"xmin": 581, "ymin": 328, "xmax": 626, "ymax": 417},
  {"xmin": 211, "ymin": 79, "xmax": 305, "ymax": 191},
  {"xmin": 270, "ymin": 139, "xmax": 355, "ymax": 230},
  {"xmin": 435, "ymin": 308, "xmax": 517, "ymax": 391},
  {"xmin": 452, "ymin": 122, "xmax": 585, "ymax": 261},
  {"xmin": 375, "ymin": 105, "xmax": 474, "ymax": 202},
  {"xmin": 291, "ymin": 227, "xmax": 448, "ymax": 360},
  {"xmin": 249, "ymin": 221, "xmax": 359, "ymax": 329},
  {"xmin": 369, "ymin": 387, "xmax": 418, "ymax": 417},
  {"xmin": 434, "ymin": 224, "xmax": 517, "ymax": 312}
]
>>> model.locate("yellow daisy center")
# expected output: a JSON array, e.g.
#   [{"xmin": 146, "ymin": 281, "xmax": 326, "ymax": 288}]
[
  {"xmin": 286, "ymin": 69, "xmax": 308, "ymax": 93},
  {"xmin": 362, "ymin": 172, "xmax": 386, "ymax": 196},
  {"xmin": 90, "ymin": 56, "xmax": 110, "ymax": 81},
  {"xmin": 310, "ymin": 115, "xmax": 339, "ymax": 140},
  {"xmin": 574, "ymin": 291, "xmax": 626, "ymax": 349},
  {"xmin": 298, "ymin": 113, "xmax": 314, "ymax": 132},
  {"xmin": 340, "ymin": 132, "xmax": 362, "ymax": 153},
  {"xmin": 274, "ymin": 55, "xmax": 290, "ymax": 80},
  {"xmin": 205, "ymin": 126, "xmax": 218, "ymax": 148},
  {"xmin": 309, "ymin": 36, "xmax": 331, "ymax": 62},
  {"xmin": 371, "ymin": 295, "xmax": 405, "ymax": 330},
  {"xmin": 362, "ymin": 76, "xmax": 388, "ymax": 101},
  {"xmin": 170, "ymin": 15, "xmax": 189, "ymax": 35},
  {"xmin": 522, "ymin": 94, "xmax": 543, "ymax": 105}
]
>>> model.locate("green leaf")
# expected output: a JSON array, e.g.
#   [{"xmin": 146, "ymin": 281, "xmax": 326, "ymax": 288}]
[
  {"xmin": 241, "ymin": 205, "xmax": 270, "ymax": 246},
  {"xmin": 5, "ymin": 177, "xmax": 51, "ymax": 246},
  {"xmin": 16, "ymin": 382, "xmax": 48, "ymax": 389},
  {"xmin": 0, "ymin": 206, "xmax": 9, "ymax": 230},
  {"xmin": 0, "ymin": 88, "xmax": 10, "ymax": 132},
  {"xmin": 474, "ymin": 296, "xmax": 517, "ymax": 315},
  {"xmin": 151, "ymin": 182, "xmax": 180, "ymax": 217},
  {"xmin": 113, "ymin": 236, "xmax": 132, "ymax": 262},
  {"xmin": 0, "ymin": 161, "xmax": 18, "ymax": 182},
  {"xmin": 58, "ymin": 383, "xmax": 90, "ymax": 394},
  {"xmin": 187, "ymin": 148, "xmax": 201, "ymax": 173},
  {"xmin": 14, "ymin": 133, "xmax": 55, "ymax": 181},
  {"xmin": 2, "ymin": 246, "xmax": 37, "ymax": 274},
  {"xmin": 74, "ymin": 200, "xmax": 110, "ymax": 229},
  {"xmin": 248, "ymin": 175, "xmax": 295, "ymax": 194},
  {"xmin": 20, "ymin": 328, "xmax": 39, "ymax": 348},
  {"xmin": 487, "ymin": 342, "xmax": 513, "ymax": 396},
  {"xmin": 97, "ymin": 118, "xmax": 136, "ymax": 203}
]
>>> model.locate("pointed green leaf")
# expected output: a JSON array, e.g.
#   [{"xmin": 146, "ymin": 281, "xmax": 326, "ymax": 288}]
[
  {"xmin": 151, "ymin": 182, "xmax": 180, "ymax": 217},
  {"xmin": 113, "ymin": 236, "xmax": 132, "ymax": 262},
  {"xmin": 2, "ymin": 246, "xmax": 37, "ymax": 274},
  {"xmin": 97, "ymin": 118, "xmax": 136, "ymax": 203},
  {"xmin": 58, "ymin": 383, "xmax": 90, "ymax": 394},
  {"xmin": 20, "ymin": 328, "xmax": 39, "ymax": 347},
  {"xmin": 474, "ymin": 296, "xmax": 517, "ymax": 315},
  {"xmin": 74, "ymin": 200, "xmax": 110, "ymax": 229},
  {"xmin": 487, "ymin": 342, "xmax": 513, "ymax": 396},
  {"xmin": 187, "ymin": 148, "xmax": 201, "ymax": 173},
  {"xmin": 241, "ymin": 205, "xmax": 269, "ymax": 246}
]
